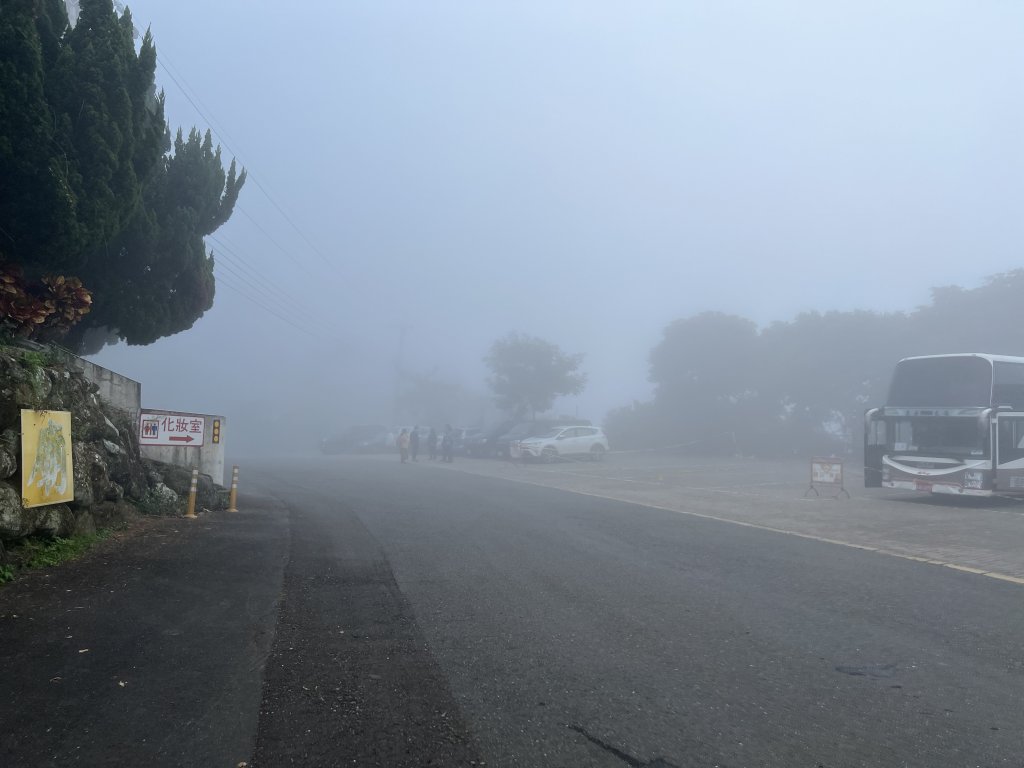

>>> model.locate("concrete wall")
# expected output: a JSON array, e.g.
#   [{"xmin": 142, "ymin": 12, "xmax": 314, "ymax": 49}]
[
  {"xmin": 60, "ymin": 350, "xmax": 227, "ymax": 486},
  {"xmin": 67, "ymin": 356, "xmax": 141, "ymax": 420},
  {"xmin": 139, "ymin": 410, "xmax": 227, "ymax": 486}
]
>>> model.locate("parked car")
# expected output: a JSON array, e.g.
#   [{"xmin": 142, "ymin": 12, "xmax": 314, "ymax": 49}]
[
  {"xmin": 464, "ymin": 420, "xmax": 517, "ymax": 457},
  {"xmin": 321, "ymin": 424, "xmax": 390, "ymax": 454},
  {"xmin": 493, "ymin": 420, "xmax": 591, "ymax": 459},
  {"xmin": 516, "ymin": 425, "xmax": 610, "ymax": 462},
  {"xmin": 451, "ymin": 427, "xmax": 479, "ymax": 454}
]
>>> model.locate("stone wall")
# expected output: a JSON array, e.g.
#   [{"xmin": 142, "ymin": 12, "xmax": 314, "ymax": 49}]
[
  {"xmin": 0, "ymin": 347, "xmax": 150, "ymax": 542},
  {"xmin": 0, "ymin": 347, "xmax": 231, "ymax": 547}
]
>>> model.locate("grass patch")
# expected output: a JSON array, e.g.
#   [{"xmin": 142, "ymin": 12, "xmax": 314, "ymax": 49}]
[
  {"xmin": 0, "ymin": 530, "xmax": 114, "ymax": 583},
  {"xmin": 15, "ymin": 344, "xmax": 63, "ymax": 371}
]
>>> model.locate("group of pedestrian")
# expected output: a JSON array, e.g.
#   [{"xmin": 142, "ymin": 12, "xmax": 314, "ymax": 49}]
[{"xmin": 397, "ymin": 424, "xmax": 456, "ymax": 464}]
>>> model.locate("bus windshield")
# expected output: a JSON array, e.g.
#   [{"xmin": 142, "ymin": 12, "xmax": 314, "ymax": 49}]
[
  {"xmin": 887, "ymin": 357, "xmax": 993, "ymax": 407},
  {"xmin": 891, "ymin": 416, "xmax": 989, "ymax": 458}
]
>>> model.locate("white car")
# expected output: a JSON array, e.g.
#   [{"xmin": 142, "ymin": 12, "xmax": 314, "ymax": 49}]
[{"xmin": 516, "ymin": 426, "xmax": 609, "ymax": 462}]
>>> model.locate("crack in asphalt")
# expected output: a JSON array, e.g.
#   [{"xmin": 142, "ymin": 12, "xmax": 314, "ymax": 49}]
[
  {"xmin": 568, "ymin": 724, "xmax": 682, "ymax": 768},
  {"xmin": 834, "ymin": 663, "xmax": 897, "ymax": 678}
]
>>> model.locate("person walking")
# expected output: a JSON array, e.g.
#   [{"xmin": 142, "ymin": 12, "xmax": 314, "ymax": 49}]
[
  {"xmin": 397, "ymin": 428, "xmax": 410, "ymax": 464},
  {"xmin": 410, "ymin": 425, "xmax": 421, "ymax": 462},
  {"xmin": 427, "ymin": 427, "xmax": 438, "ymax": 461},
  {"xmin": 441, "ymin": 424, "xmax": 455, "ymax": 463}
]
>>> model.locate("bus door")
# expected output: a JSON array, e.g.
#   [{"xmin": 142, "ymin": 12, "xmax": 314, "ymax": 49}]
[
  {"xmin": 995, "ymin": 412, "xmax": 1024, "ymax": 493},
  {"xmin": 864, "ymin": 408, "xmax": 885, "ymax": 488}
]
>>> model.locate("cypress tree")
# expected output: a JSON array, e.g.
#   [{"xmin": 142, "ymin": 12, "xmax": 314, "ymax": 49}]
[{"xmin": 0, "ymin": 0, "xmax": 245, "ymax": 351}]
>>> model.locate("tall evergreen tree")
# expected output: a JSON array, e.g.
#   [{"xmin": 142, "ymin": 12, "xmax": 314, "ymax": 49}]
[
  {"xmin": 0, "ymin": 0, "xmax": 78, "ymax": 269},
  {"xmin": 65, "ymin": 129, "xmax": 246, "ymax": 351},
  {"xmin": 0, "ymin": 0, "xmax": 245, "ymax": 351}
]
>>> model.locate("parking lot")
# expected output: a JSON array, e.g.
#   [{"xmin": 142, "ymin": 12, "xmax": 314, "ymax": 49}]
[{"xmin": 435, "ymin": 450, "xmax": 1024, "ymax": 583}]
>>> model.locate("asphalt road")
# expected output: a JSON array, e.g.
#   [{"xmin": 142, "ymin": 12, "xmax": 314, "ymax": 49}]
[
  {"xmin": 0, "ymin": 495, "xmax": 288, "ymax": 768},
  {"xmin": 244, "ymin": 455, "xmax": 1024, "ymax": 768},
  {"xmin": 3, "ymin": 455, "xmax": 1022, "ymax": 767}
]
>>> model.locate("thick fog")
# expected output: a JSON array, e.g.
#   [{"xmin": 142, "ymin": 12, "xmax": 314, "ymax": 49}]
[{"xmin": 90, "ymin": 1, "xmax": 1024, "ymax": 453}]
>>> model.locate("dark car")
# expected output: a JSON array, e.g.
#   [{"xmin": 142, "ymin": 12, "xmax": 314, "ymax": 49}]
[
  {"xmin": 464, "ymin": 420, "xmax": 517, "ymax": 458},
  {"xmin": 321, "ymin": 424, "xmax": 390, "ymax": 454},
  {"xmin": 454, "ymin": 427, "xmax": 482, "ymax": 455}
]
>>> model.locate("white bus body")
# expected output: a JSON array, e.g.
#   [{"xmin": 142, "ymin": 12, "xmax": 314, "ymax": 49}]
[{"xmin": 865, "ymin": 354, "xmax": 1024, "ymax": 496}]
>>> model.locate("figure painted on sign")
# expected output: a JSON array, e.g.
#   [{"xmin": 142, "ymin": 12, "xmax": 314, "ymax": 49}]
[
  {"xmin": 397, "ymin": 428, "xmax": 410, "ymax": 464},
  {"xmin": 427, "ymin": 427, "xmax": 438, "ymax": 461},
  {"xmin": 410, "ymin": 425, "xmax": 420, "ymax": 462},
  {"xmin": 26, "ymin": 419, "xmax": 69, "ymax": 498}
]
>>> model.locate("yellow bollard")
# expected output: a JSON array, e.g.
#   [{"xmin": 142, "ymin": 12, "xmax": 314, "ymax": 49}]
[
  {"xmin": 227, "ymin": 465, "xmax": 239, "ymax": 512},
  {"xmin": 184, "ymin": 468, "xmax": 199, "ymax": 519}
]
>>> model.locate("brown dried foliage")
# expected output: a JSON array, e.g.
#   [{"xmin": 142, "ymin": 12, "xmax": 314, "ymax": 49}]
[{"xmin": 0, "ymin": 263, "xmax": 93, "ymax": 339}]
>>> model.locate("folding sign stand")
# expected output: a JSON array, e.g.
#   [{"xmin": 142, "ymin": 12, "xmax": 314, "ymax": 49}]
[{"xmin": 805, "ymin": 457, "xmax": 850, "ymax": 499}]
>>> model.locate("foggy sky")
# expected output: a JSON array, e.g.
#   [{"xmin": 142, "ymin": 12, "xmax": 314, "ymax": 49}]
[{"xmin": 91, "ymin": 1, "xmax": 1024, "ymax": 445}]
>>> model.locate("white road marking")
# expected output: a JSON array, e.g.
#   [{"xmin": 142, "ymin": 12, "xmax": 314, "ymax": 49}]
[{"xmin": 449, "ymin": 465, "xmax": 1024, "ymax": 588}]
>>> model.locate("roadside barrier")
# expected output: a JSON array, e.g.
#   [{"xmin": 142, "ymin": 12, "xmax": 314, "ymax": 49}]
[
  {"xmin": 185, "ymin": 468, "xmax": 199, "ymax": 519},
  {"xmin": 227, "ymin": 465, "xmax": 239, "ymax": 512}
]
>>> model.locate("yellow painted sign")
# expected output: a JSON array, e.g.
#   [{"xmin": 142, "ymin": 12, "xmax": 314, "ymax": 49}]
[{"xmin": 21, "ymin": 409, "xmax": 74, "ymax": 508}]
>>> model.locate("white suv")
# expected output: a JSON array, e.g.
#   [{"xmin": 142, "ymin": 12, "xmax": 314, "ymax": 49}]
[{"xmin": 517, "ymin": 426, "xmax": 610, "ymax": 462}]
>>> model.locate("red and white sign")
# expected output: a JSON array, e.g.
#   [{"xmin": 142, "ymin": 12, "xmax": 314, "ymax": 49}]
[
  {"xmin": 811, "ymin": 459, "xmax": 843, "ymax": 485},
  {"xmin": 139, "ymin": 412, "xmax": 206, "ymax": 446}
]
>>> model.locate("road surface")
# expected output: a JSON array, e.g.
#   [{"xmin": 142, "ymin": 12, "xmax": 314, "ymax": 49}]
[
  {"xmin": 2, "ymin": 454, "xmax": 1022, "ymax": 767},
  {"xmin": 246, "ymin": 455, "xmax": 1024, "ymax": 767}
]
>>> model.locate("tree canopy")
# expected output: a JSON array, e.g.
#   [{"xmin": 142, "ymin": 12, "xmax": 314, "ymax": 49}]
[
  {"xmin": 0, "ymin": 0, "xmax": 245, "ymax": 352},
  {"xmin": 484, "ymin": 333, "xmax": 586, "ymax": 419},
  {"xmin": 607, "ymin": 271, "xmax": 1024, "ymax": 457}
]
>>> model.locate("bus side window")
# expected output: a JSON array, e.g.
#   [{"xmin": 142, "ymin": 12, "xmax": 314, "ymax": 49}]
[
  {"xmin": 998, "ymin": 419, "xmax": 1024, "ymax": 461},
  {"xmin": 893, "ymin": 420, "xmax": 912, "ymax": 450}
]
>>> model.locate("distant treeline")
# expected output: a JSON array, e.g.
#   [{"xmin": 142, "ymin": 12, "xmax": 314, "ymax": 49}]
[{"xmin": 605, "ymin": 270, "xmax": 1024, "ymax": 458}]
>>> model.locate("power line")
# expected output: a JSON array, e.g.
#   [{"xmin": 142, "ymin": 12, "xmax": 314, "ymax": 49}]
[
  {"xmin": 215, "ymin": 256, "xmax": 285, "ymax": 309},
  {"xmin": 152, "ymin": 50, "xmax": 335, "ymax": 272},
  {"xmin": 109, "ymin": 4, "xmax": 352, "ymax": 344},
  {"xmin": 210, "ymin": 256, "xmax": 321, "ymax": 335},
  {"xmin": 208, "ymin": 233, "xmax": 306, "ymax": 307},
  {"xmin": 241, "ymin": 173, "xmax": 334, "ymax": 268},
  {"xmin": 234, "ymin": 204, "xmax": 318, "ymax": 279},
  {"xmin": 208, "ymin": 236, "xmax": 352, "ymax": 342},
  {"xmin": 214, "ymin": 270, "xmax": 326, "ymax": 341},
  {"xmin": 211, "ymin": 257, "xmax": 343, "ymax": 344},
  {"xmin": 155, "ymin": 53, "xmax": 246, "ymax": 167},
  {"xmin": 114, "ymin": 2, "xmax": 335, "ymax": 280}
]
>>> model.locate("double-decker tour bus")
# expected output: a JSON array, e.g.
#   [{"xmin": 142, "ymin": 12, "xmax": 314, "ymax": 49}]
[{"xmin": 865, "ymin": 353, "xmax": 1024, "ymax": 496}]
